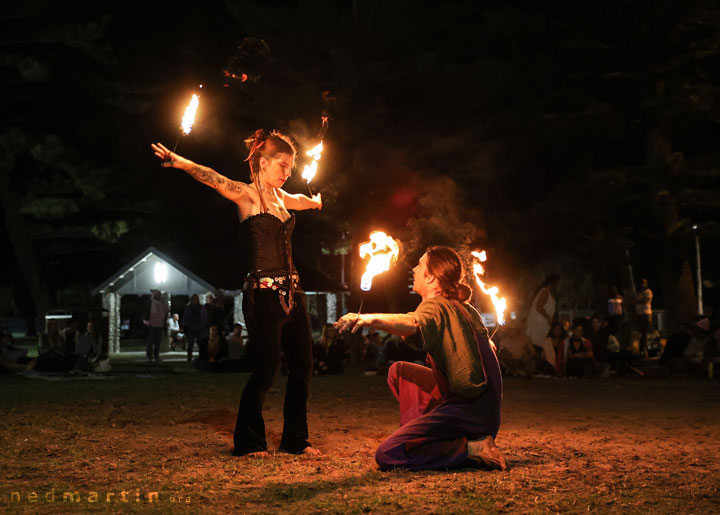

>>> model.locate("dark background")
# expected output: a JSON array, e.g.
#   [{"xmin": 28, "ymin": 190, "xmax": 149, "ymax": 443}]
[{"xmin": 1, "ymin": 0, "xmax": 718, "ymax": 331}]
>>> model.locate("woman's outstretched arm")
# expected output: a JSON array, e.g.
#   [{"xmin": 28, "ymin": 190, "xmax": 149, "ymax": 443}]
[
  {"xmin": 151, "ymin": 142, "xmax": 250, "ymax": 202},
  {"xmin": 278, "ymin": 189, "xmax": 322, "ymax": 211}
]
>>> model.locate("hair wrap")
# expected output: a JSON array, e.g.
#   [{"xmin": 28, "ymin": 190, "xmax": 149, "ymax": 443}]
[{"xmin": 425, "ymin": 246, "xmax": 473, "ymax": 303}]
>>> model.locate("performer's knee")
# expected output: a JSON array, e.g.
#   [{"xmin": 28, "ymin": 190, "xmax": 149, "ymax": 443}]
[
  {"xmin": 374, "ymin": 440, "xmax": 393, "ymax": 470},
  {"xmin": 387, "ymin": 361, "xmax": 402, "ymax": 389}
]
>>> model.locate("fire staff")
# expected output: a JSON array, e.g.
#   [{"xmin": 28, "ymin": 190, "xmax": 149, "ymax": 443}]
[
  {"xmin": 152, "ymin": 130, "xmax": 322, "ymax": 457},
  {"xmin": 336, "ymin": 246, "xmax": 507, "ymax": 471}
]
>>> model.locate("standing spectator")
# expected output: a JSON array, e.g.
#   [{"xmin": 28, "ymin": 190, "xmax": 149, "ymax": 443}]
[
  {"xmin": 562, "ymin": 322, "xmax": 594, "ymax": 377},
  {"xmin": 525, "ymin": 274, "xmax": 560, "ymax": 361},
  {"xmin": 207, "ymin": 293, "xmax": 229, "ymax": 359},
  {"xmin": 182, "ymin": 294, "xmax": 207, "ymax": 362},
  {"xmin": 635, "ymin": 279, "xmax": 653, "ymax": 358},
  {"xmin": 606, "ymin": 285, "xmax": 624, "ymax": 335},
  {"xmin": 200, "ymin": 294, "xmax": 214, "ymax": 362},
  {"xmin": 145, "ymin": 289, "xmax": 168, "ymax": 362}
]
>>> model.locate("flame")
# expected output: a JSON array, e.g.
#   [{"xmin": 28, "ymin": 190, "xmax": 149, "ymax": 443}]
[
  {"xmin": 471, "ymin": 250, "xmax": 507, "ymax": 325},
  {"xmin": 302, "ymin": 140, "xmax": 323, "ymax": 183},
  {"xmin": 359, "ymin": 231, "xmax": 400, "ymax": 291},
  {"xmin": 180, "ymin": 94, "xmax": 199, "ymax": 135}
]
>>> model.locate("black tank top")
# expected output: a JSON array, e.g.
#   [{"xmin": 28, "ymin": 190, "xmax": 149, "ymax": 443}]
[{"xmin": 239, "ymin": 213, "xmax": 297, "ymax": 276}]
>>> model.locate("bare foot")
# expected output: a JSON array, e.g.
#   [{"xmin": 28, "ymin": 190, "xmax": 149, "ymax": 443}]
[
  {"xmin": 301, "ymin": 446, "xmax": 322, "ymax": 456},
  {"xmin": 467, "ymin": 436, "xmax": 507, "ymax": 471}
]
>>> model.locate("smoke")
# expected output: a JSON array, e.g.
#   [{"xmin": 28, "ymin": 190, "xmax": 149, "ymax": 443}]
[{"xmin": 400, "ymin": 174, "xmax": 486, "ymax": 261}]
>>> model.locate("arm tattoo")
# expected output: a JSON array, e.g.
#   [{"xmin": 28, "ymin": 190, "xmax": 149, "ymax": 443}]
[{"xmin": 186, "ymin": 164, "xmax": 246, "ymax": 194}]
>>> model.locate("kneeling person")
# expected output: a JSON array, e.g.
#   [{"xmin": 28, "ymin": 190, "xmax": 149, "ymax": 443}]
[{"xmin": 335, "ymin": 246, "xmax": 506, "ymax": 471}]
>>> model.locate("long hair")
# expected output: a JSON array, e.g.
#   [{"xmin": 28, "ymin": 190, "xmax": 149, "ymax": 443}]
[
  {"xmin": 425, "ymin": 246, "xmax": 472, "ymax": 302},
  {"xmin": 244, "ymin": 129, "xmax": 297, "ymax": 182}
]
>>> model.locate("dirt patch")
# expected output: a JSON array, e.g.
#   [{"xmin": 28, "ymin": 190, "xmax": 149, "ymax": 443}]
[{"xmin": 1, "ymin": 366, "xmax": 719, "ymax": 513}]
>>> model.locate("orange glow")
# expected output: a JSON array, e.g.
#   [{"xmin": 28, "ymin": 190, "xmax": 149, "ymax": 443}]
[
  {"xmin": 359, "ymin": 231, "xmax": 400, "ymax": 291},
  {"xmin": 471, "ymin": 250, "xmax": 507, "ymax": 325},
  {"xmin": 180, "ymin": 94, "xmax": 199, "ymax": 135},
  {"xmin": 302, "ymin": 140, "xmax": 323, "ymax": 184}
]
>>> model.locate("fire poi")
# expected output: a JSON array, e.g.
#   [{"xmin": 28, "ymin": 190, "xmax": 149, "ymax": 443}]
[
  {"xmin": 471, "ymin": 250, "xmax": 507, "ymax": 337},
  {"xmin": 301, "ymin": 116, "xmax": 329, "ymax": 195},
  {"xmin": 301, "ymin": 141, "xmax": 323, "ymax": 195},
  {"xmin": 173, "ymin": 87, "xmax": 201, "ymax": 152},
  {"xmin": 358, "ymin": 231, "xmax": 401, "ymax": 313}
]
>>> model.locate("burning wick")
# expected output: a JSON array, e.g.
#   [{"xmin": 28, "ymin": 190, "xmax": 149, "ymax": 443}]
[
  {"xmin": 357, "ymin": 231, "xmax": 400, "ymax": 312},
  {"xmin": 471, "ymin": 250, "xmax": 507, "ymax": 339},
  {"xmin": 301, "ymin": 141, "xmax": 323, "ymax": 196},
  {"xmin": 172, "ymin": 88, "xmax": 201, "ymax": 153}
]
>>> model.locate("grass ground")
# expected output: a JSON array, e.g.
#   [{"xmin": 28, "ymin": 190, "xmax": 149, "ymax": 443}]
[{"xmin": 1, "ymin": 357, "xmax": 719, "ymax": 514}]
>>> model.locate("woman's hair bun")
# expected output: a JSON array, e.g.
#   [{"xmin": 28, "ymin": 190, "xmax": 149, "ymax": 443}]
[
  {"xmin": 456, "ymin": 283, "xmax": 472, "ymax": 303},
  {"xmin": 244, "ymin": 129, "xmax": 267, "ymax": 152}
]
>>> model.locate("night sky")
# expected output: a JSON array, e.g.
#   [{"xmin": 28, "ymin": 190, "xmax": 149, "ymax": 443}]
[{"xmin": 1, "ymin": 1, "xmax": 719, "ymax": 325}]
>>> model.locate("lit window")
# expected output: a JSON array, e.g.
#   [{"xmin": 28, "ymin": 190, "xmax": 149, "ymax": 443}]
[{"xmin": 154, "ymin": 262, "xmax": 168, "ymax": 283}]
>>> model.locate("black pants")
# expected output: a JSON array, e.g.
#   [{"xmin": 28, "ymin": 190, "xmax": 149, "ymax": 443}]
[
  {"xmin": 185, "ymin": 329, "xmax": 207, "ymax": 362},
  {"xmin": 637, "ymin": 314, "xmax": 652, "ymax": 354},
  {"xmin": 233, "ymin": 290, "xmax": 313, "ymax": 455}
]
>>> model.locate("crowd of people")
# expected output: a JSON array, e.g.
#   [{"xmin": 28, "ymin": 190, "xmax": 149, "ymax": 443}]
[
  {"xmin": 495, "ymin": 276, "xmax": 720, "ymax": 379},
  {"xmin": 0, "ymin": 320, "xmax": 110, "ymax": 374}
]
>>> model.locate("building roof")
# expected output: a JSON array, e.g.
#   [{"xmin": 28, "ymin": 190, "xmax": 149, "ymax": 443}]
[
  {"xmin": 92, "ymin": 246, "xmax": 347, "ymax": 296},
  {"xmin": 92, "ymin": 247, "xmax": 216, "ymax": 296}
]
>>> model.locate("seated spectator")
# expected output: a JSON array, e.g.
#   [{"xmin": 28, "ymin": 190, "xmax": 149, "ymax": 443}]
[
  {"xmin": 199, "ymin": 324, "xmax": 253, "ymax": 373},
  {"xmin": 682, "ymin": 318, "xmax": 711, "ymax": 375},
  {"xmin": 226, "ymin": 323, "xmax": 246, "ymax": 360},
  {"xmin": 496, "ymin": 322, "xmax": 537, "ymax": 377},
  {"xmin": 362, "ymin": 328, "xmax": 381, "ymax": 374},
  {"xmin": 39, "ymin": 320, "xmax": 66, "ymax": 354},
  {"xmin": 207, "ymin": 325, "xmax": 220, "ymax": 362},
  {"xmin": 562, "ymin": 322, "xmax": 594, "ymax": 377},
  {"xmin": 547, "ymin": 322, "xmax": 567, "ymax": 376},
  {"xmin": 326, "ymin": 329, "xmax": 347, "ymax": 375},
  {"xmin": 167, "ymin": 313, "xmax": 184, "ymax": 351},
  {"xmin": 588, "ymin": 315, "xmax": 611, "ymax": 378},
  {"xmin": 706, "ymin": 326, "xmax": 720, "ymax": 377},
  {"xmin": 0, "ymin": 326, "xmax": 35, "ymax": 372},
  {"xmin": 76, "ymin": 321, "xmax": 102, "ymax": 358},
  {"xmin": 313, "ymin": 323, "xmax": 346, "ymax": 375},
  {"xmin": 60, "ymin": 320, "xmax": 79, "ymax": 354},
  {"xmin": 3, "ymin": 325, "xmax": 80, "ymax": 374},
  {"xmin": 75, "ymin": 321, "xmax": 103, "ymax": 371}
]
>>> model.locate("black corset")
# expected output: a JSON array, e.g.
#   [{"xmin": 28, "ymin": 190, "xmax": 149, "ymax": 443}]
[{"xmin": 239, "ymin": 213, "xmax": 296, "ymax": 275}]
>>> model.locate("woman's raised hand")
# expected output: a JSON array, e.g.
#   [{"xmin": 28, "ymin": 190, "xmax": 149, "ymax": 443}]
[
  {"xmin": 151, "ymin": 142, "xmax": 189, "ymax": 169},
  {"xmin": 312, "ymin": 193, "xmax": 323, "ymax": 210}
]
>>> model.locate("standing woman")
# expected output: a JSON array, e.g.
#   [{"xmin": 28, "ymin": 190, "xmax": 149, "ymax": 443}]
[
  {"xmin": 152, "ymin": 129, "xmax": 322, "ymax": 456},
  {"xmin": 524, "ymin": 274, "xmax": 560, "ymax": 366}
]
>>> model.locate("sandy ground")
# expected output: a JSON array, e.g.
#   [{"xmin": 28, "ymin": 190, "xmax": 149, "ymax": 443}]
[{"xmin": 1, "ymin": 361, "xmax": 719, "ymax": 513}]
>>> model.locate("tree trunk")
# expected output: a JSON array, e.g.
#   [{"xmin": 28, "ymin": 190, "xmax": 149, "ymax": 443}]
[{"xmin": 0, "ymin": 159, "xmax": 54, "ymax": 326}]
